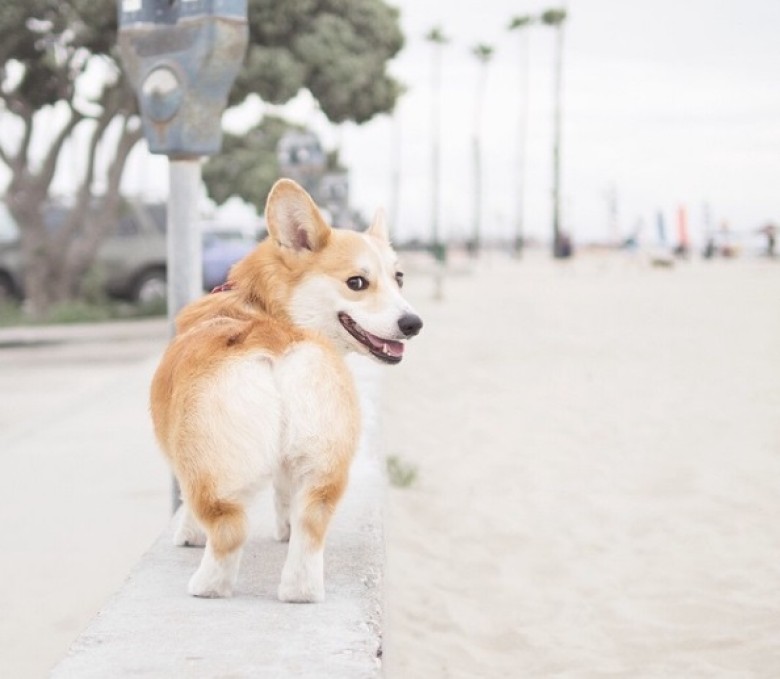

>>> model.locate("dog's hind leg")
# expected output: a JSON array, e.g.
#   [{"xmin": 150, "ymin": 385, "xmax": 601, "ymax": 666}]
[
  {"xmin": 273, "ymin": 474, "xmax": 292, "ymax": 543},
  {"xmin": 278, "ymin": 473, "xmax": 348, "ymax": 603},
  {"xmin": 173, "ymin": 502, "xmax": 207, "ymax": 547},
  {"xmin": 187, "ymin": 493, "xmax": 247, "ymax": 598}
]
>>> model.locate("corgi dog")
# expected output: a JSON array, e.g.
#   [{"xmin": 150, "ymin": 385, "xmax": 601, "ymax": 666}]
[{"xmin": 150, "ymin": 179, "xmax": 422, "ymax": 603}]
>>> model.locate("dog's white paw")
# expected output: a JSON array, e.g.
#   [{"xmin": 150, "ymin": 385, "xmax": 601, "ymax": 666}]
[
  {"xmin": 173, "ymin": 507, "xmax": 207, "ymax": 547},
  {"xmin": 187, "ymin": 548, "xmax": 240, "ymax": 598},
  {"xmin": 278, "ymin": 544, "xmax": 325, "ymax": 602},
  {"xmin": 277, "ymin": 578, "xmax": 324, "ymax": 603},
  {"xmin": 173, "ymin": 523, "xmax": 207, "ymax": 548},
  {"xmin": 274, "ymin": 520, "xmax": 291, "ymax": 543},
  {"xmin": 188, "ymin": 565, "xmax": 234, "ymax": 598},
  {"xmin": 277, "ymin": 563, "xmax": 324, "ymax": 603}
]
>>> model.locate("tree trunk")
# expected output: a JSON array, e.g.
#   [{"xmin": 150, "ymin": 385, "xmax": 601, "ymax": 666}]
[
  {"xmin": 3, "ymin": 98, "xmax": 141, "ymax": 315},
  {"xmin": 6, "ymin": 176, "xmax": 54, "ymax": 317},
  {"xmin": 58, "ymin": 119, "xmax": 143, "ymax": 299}
]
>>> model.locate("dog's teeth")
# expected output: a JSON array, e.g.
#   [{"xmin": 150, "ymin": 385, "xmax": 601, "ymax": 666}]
[{"xmin": 382, "ymin": 343, "xmax": 388, "ymax": 354}]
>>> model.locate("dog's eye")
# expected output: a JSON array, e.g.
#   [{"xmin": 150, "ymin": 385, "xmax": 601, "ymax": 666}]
[
  {"xmin": 395, "ymin": 272, "xmax": 404, "ymax": 288},
  {"xmin": 346, "ymin": 276, "xmax": 369, "ymax": 291}
]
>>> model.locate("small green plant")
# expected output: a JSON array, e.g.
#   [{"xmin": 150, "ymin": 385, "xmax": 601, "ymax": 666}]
[
  {"xmin": 136, "ymin": 296, "xmax": 168, "ymax": 318},
  {"xmin": 0, "ymin": 301, "xmax": 24, "ymax": 326},
  {"xmin": 0, "ymin": 298, "xmax": 166, "ymax": 327},
  {"xmin": 386, "ymin": 455, "xmax": 418, "ymax": 489},
  {"xmin": 45, "ymin": 300, "xmax": 116, "ymax": 324},
  {"xmin": 80, "ymin": 264, "xmax": 110, "ymax": 306}
]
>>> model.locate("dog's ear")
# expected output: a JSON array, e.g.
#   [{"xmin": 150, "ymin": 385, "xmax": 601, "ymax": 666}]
[
  {"xmin": 265, "ymin": 179, "xmax": 331, "ymax": 252},
  {"xmin": 366, "ymin": 208, "xmax": 390, "ymax": 243}
]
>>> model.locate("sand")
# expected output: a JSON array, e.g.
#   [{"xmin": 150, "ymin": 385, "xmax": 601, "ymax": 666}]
[
  {"xmin": 380, "ymin": 252, "xmax": 780, "ymax": 677},
  {"xmin": 2, "ymin": 254, "xmax": 779, "ymax": 677}
]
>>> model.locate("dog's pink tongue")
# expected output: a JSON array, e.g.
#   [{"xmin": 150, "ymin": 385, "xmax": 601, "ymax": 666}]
[
  {"xmin": 385, "ymin": 340, "xmax": 404, "ymax": 358},
  {"xmin": 366, "ymin": 333, "xmax": 404, "ymax": 358}
]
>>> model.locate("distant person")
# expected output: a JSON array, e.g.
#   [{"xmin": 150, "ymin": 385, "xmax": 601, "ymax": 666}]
[
  {"xmin": 763, "ymin": 223, "xmax": 777, "ymax": 258},
  {"xmin": 555, "ymin": 232, "xmax": 573, "ymax": 258}
]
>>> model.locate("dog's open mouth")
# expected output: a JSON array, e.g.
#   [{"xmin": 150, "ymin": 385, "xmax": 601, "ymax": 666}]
[{"xmin": 338, "ymin": 312, "xmax": 404, "ymax": 364}]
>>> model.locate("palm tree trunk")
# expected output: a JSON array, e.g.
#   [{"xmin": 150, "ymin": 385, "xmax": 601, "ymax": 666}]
[
  {"xmin": 551, "ymin": 22, "xmax": 565, "ymax": 257},
  {"xmin": 431, "ymin": 44, "xmax": 444, "ymax": 263},
  {"xmin": 514, "ymin": 32, "xmax": 531, "ymax": 258}
]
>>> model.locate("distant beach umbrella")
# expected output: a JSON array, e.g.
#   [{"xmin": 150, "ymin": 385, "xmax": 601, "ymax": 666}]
[{"xmin": 677, "ymin": 205, "xmax": 690, "ymax": 251}]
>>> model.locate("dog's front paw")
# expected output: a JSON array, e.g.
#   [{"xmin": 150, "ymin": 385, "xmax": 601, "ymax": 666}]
[
  {"xmin": 187, "ymin": 549, "xmax": 240, "ymax": 598},
  {"xmin": 277, "ymin": 576, "xmax": 324, "ymax": 603},
  {"xmin": 188, "ymin": 567, "xmax": 234, "ymax": 598}
]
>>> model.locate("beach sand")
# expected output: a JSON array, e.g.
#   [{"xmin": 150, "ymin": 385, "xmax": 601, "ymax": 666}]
[
  {"xmin": 2, "ymin": 253, "xmax": 778, "ymax": 677},
  {"xmin": 381, "ymin": 252, "xmax": 780, "ymax": 677}
]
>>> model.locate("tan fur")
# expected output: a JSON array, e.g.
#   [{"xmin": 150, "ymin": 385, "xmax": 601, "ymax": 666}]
[
  {"xmin": 149, "ymin": 178, "xmax": 413, "ymax": 601},
  {"xmin": 302, "ymin": 473, "xmax": 349, "ymax": 548}
]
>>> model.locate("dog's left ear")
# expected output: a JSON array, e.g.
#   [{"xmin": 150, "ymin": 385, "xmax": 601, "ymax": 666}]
[
  {"xmin": 266, "ymin": 179, "xmax": 331, "ymax": 253},
  {"xmin": 366, "ymin": 208, "xmax": 390, "ymax": 243}
]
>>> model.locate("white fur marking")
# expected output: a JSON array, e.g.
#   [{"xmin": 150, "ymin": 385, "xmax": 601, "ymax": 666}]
[
  {"xmin": 173, "ymin": 504, "xmax": 206, "ymax": 547},
  {"xmin": 189, "ymin": 543, "xmax": 243, "ymax": 598}
]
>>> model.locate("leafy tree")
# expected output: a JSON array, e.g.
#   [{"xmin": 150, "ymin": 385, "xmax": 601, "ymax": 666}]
[
  {"xmin": 203, "ymin": 0, "xmax": 403, "ymax": 210},
  {"xmin": 508, "ymin": 14, "xmax": 535, "ymax": 256},
  {"xmin": 203, "ymin": 116, "xmax": 302, "ymax": 213},
  {"xmin": 0, "ymin": 1, "xmax": 140, "ymax": 315},
  {"xmin": 540, "ymin": 8, "xmax": 568, "ymax": 256},
  {"xmin": 0, "ymin": 0, "xmax": 403, "ymax": 315}
]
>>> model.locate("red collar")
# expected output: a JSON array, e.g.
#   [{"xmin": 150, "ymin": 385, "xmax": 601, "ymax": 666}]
[{"xmin": 210, "ymin": 280, "xmax": 236, "ymax": 294}]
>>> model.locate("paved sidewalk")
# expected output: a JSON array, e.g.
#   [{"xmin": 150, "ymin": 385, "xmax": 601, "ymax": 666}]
[{"xmin": 0, "ymin": 319, "xmax": 171, "ymax": 677}]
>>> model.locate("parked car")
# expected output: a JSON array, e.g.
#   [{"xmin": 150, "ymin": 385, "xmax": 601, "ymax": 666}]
[{"xmin": 0, "ymin": 200, "xmax": 257, "ymax": 304}]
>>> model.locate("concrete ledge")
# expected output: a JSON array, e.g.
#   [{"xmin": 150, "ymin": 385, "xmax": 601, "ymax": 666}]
[{"xmin": 52, "ymin": 359, "xmax": 385, "ymax": 678}]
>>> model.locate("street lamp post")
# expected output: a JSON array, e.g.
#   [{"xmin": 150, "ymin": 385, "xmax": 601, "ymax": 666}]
[{"xmin": 426, "ymin": 27, "xmax": 449, "ymax": 263}]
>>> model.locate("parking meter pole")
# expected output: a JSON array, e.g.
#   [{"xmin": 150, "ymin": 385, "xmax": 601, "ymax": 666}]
[
  {"xmin": 167, "ymin": 159, "xmax": 202, "ymax": 513},
  {"xmin": 117, "ymin": 0, "xmax": 248, "ymax": 515},
  {"xmin": 166, "ymin": 160, "xmax": 203, "ymax": 334}
]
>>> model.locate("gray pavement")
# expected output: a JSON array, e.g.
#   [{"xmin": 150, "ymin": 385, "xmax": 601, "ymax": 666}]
[{"xmin": 0, "ymin": 319, "xmax": 171, "ymax": 677}]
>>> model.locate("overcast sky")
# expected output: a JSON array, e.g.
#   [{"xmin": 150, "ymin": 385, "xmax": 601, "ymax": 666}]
[
  {"xmin": 29, "ymin": 0, "xmax": 780, "ymax": 247},
  {"xmin": 294, "ymin": 0, "xmax": 777, "ymax": 246}
]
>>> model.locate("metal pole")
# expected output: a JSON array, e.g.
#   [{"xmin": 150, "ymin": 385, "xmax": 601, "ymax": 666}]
[
  {"xmin": 551, "ymin": 22, "xmax": 564, "ymax": 257},
  {"xmin": 167, "ymin": 158, "xmax": 203, "ymax": 512},
  {"xmin": 388, "ymin": 111, "xmax": 402, "ymax": 243},
  {"xmin": 430, "ymin": 41, "xmax": 446, "ymax": 299}
]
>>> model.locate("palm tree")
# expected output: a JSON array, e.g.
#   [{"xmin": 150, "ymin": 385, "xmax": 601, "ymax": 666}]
[
  {"xmin": 469, "ymin": 43, "xmax": 494, "ymax": 257},
  {"xmin": 425, "ymin": 27, "xmax": 449, "ymax": 265},
  {"xmin": 508, "ymin": 15, "xmax": 534, "ymax": 258},
  {"xmin": 540, "ymin": 8, "xmax": 568, "ymax": 257}
]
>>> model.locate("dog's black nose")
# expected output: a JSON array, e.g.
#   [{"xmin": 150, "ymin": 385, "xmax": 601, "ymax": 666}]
[{"xmin": 398, "ymin": 313, "xmax": 423, "ymax": 338}]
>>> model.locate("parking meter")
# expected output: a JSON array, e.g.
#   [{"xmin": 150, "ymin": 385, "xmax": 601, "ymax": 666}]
[{"xmin": 117, "ymin": 0, "xmax": 248, "ymax": 158}]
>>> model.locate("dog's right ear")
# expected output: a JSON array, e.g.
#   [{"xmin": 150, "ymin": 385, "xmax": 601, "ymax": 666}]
[{"xmin": 265, "ymin": 179, "xmax": 331, "ymax": 253}]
